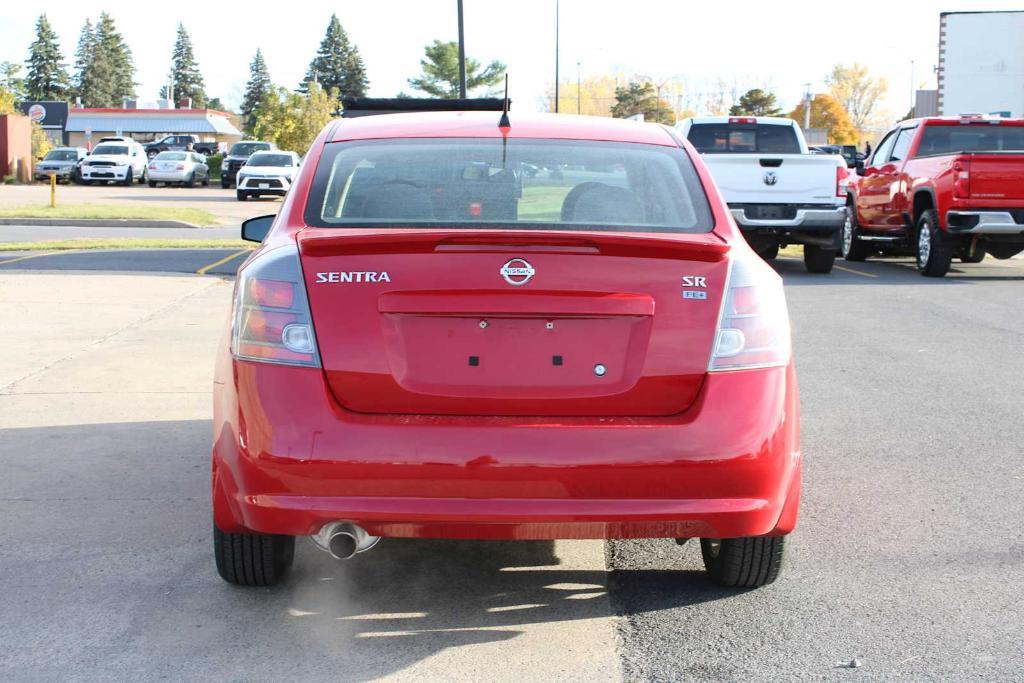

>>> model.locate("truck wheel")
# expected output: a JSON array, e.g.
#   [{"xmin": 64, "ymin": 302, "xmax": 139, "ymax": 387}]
[
  {"xmin": 121, "ymin": 169, "xmax": 133, "ymax": 187},
  {"xmin": 756, "ymin": 244, "xmax": 779, "ymax": 261},
  {"xmin": 842, "ymin": 205, "xmax": 871, "ymax": 262},
  {"xmin": 221, "ymin": 178, "xmax": 230, "ymax": 189},
  {"xmin": 803, "ymin": 245, "xmax": 836, "ymax": 274},
  {"xmin": 236, "ymin": 190, "xmax": 247, "ymax": 201},
  {"xmin": 700, "ymin": 536, "xmax": 785, "ymax": 588},
  {"xmin": 961, "ymin": 246, "xmax": 986, "ymax": 263},
  {"xmin": 916, "ymin": 210, "xmax": 952, "ymax": 277},
  {"xmin": 148, "ymin": 180, "xmax": 156, "ymax": 188},
  {"xmin": 214, "ymin": 524, "xmax": 294, "ymax": 587},
  {"xmin": 147, "ymin": 149, "xmax": 159, "ymax": 159}
]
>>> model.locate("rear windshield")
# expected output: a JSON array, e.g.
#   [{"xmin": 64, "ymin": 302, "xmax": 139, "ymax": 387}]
[
  {"xmin": 247, "ymin": 153, "xmax": 294, "ymax": 167},
  {"xmin": 44, "ymin": 150, "xmax": 78, "ymax": 161},
  {"xmin": 305, "ymin": 138, "xmax": 713, "ymax": 233},
  {"xmin": 230, "ymin": 142, "xmax": 271, "ymax": 156},
  {"xmin": 91, "ymin": 145, "xmax": 128, "ymax": 156},
  {"xmin": 917, "ymin": 124, "xmax": 1024, "ymax": 156},
  {"xmin": 687, "ymin": 123, "xmax": 801, "ymax": 154},
  {"xmin": 156, "ymin": 152, "xmax": 187, "ymax": 160}
]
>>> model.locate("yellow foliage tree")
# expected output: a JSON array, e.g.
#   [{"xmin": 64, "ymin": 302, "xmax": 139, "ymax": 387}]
[
  {"xmin": 789, "ymin": 94, "xmax": 858, "ymax": 145},
  {"xmin": 546, "ymin": 75, "xmax": 619, "ymax": 116},
  {"xmin": 253, "ymin": 82, "xmax": 339, "ymax": 154}
]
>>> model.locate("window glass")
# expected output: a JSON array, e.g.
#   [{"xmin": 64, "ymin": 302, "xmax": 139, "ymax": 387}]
[
  {"xmin": 917, "ymin": 124, "xmax": 1024, "ymax": 155},
  {"xmin": 687, "ymin": 123, "xmax": 801, "ymax": 154},
  {"xmin": 92, "ymin": 145, "xmax": 128, "ymax": 156},
  {"xmin": 305, "ymin": 138, "xmax": 714, "ymax": 234},
  {"xmin": 870, "ymin": 132, "xmax": 897, "ymax": 165},
  {"xmin": 889, "ymin": 128, "xmax": 916, "ymax": 162}
]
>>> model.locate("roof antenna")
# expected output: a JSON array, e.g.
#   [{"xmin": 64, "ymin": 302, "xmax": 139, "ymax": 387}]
[{"xmin": 498, "ymin": 74, "xmax": 510, "ymax": 128}]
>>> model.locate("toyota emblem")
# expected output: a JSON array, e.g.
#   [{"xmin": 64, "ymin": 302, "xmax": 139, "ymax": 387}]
[
  {"xmin": 763, "ymin": 171, "xmax": 778, "ymax": 186},
  {"xmin": 500, "ymin": 258, "xmax": 535, "ymax": 286}
]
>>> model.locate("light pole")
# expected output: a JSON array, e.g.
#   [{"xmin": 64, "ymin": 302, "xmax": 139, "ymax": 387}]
[
  {"xmin": 576, "ymin": 61, "xmax": 581, "ymax": 114},
  {"xmin": 554, "ymin": 0, "xmax": 560, "ymax": 113},
  {"xmin": 457, "ymin": 0, "xmax": 467, "ymax": 98}
]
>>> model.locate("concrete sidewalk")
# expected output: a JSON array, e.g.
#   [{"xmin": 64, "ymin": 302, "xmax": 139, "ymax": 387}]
[{"xmin": 0, "ymin": 271, "xmax": 619, "ymax": 681}]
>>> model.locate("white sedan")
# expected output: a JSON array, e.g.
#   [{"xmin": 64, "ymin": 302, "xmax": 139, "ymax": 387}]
[
  {"xmin": 147, "ymin": 151, "xmax": 210, "ymax": 187},
  {"xmin": 236, "ymin": 151, "xmax": 300, "ymax": 201}
]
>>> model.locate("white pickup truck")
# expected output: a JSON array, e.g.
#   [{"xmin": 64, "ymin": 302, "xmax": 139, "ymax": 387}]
[{"xmin": 676, "ymin": 116, "xmax": 849, "ymax": 273}]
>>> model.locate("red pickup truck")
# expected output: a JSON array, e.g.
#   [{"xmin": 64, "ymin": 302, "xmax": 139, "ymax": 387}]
[{"xmin": 844, "ymin": 115, "xmax": 1024, "ymax": 276}]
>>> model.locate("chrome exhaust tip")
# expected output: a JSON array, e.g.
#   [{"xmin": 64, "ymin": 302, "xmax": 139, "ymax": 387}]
[{"xmin": 311, "ymin": 522, "xmax": 379, "ymax": 560}]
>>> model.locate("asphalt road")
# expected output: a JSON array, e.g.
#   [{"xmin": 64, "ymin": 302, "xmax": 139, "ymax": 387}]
[{"xmin": 1, "ymin": 253, "xmax": 1022, "ymax": 680}]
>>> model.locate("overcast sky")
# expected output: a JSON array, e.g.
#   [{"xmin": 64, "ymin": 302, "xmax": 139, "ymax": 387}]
[{"xmin": 1, "ymin": 0, "xmax": 1017, "ymax": 120}]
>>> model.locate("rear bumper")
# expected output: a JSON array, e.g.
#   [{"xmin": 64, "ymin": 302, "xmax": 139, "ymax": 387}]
[
  {"xmin": 731, "ymin": 205, "xmax": 845, "ymax": 231},
  {"xmin": 148, "ymin": 171, "xmax": 190, "ymax": 182},
  {"xmin": 212, "ymin": 357, "xmax": 801, "ymax": 541},
  {"xmin": 946, "ymin": 210, "xmax": 1024, "ymax": 235}
]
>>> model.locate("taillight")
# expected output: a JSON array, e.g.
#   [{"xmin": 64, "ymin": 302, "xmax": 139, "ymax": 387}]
[
  {"xmin": 175, "ymin": 164, "xmax": 185, "ymax": 170},
  {"xmin": 148, "ymin": 164, "xmax": 156, "ymax": 170},
  {"xmin": 709, "ymin": 255, "xmax": 791, "ymax": 371},
  {"xmin": 232, "ymin": 244, "xmax": 320, "ymax": 367},
  {"xmin": 953, "ymin": 161, "xmax": 970, "ymax": 199},
  {"xmin": 836, "ymin": 164, "xmax": 849, "ymax": 197},
  {"xmin": 729, "ymin": 117, "xmax": 756, "ymax": 124}
]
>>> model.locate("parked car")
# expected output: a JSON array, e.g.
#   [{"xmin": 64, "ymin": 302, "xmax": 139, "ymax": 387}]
[
  {"xmin": 78, "ymin": 141, "xmax": 149, "ymax": 185},
  {"xmin": 810, "ymin": 144, "xmax": 859, "ymax": 168},
  {"xmin": 845, "ymin": 114, "xmax": 1024, "ymax": 276},
  {"xmin": 213, "ymin": 110, "xmax": 801, "ymax": 590},
  {"xmin": 144, "ymin": 134, "xmax": 223, "ymax": 159},
  {"xmin": 221, "ymin": 140, "xmax": 277, "ymax": 188},
  {"xmin": 235, "ymin": 150, "xmax": 300, "ymax": 200},
  {"xmin": 146, "ymin": 151, "xmax": 210, "ymax": 187},
  {"xmin": 33, "ymin": 147, "xmax": 88, "ymax": 183},
  {"xmin": 677, "ymin": 116, "xmax": 849, "ymax": 273}
]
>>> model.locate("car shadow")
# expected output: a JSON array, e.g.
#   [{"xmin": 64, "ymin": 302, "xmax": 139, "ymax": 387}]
[{"xmin": 1, "ymin": 419, "xmax": 733, "ymax": 679}]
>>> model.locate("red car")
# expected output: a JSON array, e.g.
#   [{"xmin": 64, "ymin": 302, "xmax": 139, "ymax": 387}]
[
  {"xmin": 845, "ymin": 115, "xmax": 1024, "ymax": 276},
  {"xmin": 212, "ymin": 109, "xmax": 801, "ymax": 589}
]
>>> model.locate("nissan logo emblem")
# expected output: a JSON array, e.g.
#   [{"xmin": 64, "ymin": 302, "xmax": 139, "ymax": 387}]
[{"xmin": 500, "ymin": 258, "xmax": 535, "ymax": 286}]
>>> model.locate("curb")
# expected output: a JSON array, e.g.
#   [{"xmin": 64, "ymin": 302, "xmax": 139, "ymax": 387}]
[{"xmin": 0, "ymin": 218, "xmax": 214, "ymax": 229}]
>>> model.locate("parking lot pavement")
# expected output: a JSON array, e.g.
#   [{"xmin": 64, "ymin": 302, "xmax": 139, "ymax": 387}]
[
  {"xmin": 0, "ymin": 271, "xmax": 619, "ymax": 681},
  {"xmin": 611, "ymin": 256, "xmax": 1024, "ymax": 681},
  {"xmin": 0, "ymin": 224, "xmax": 241, "ymax": 243},
  {"xmin": 0, "ymin": 183, "xmax": 281, "ymax": 226},
  {"xmin": 0, "ymin": 248, "xmax": 252, "ymax": 276},
  {"xmin": 2, "ymin": 256, "xmax": 1023, "ymax": 680}
]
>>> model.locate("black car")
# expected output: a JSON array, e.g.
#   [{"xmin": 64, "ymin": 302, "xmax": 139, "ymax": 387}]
[
  {"xmin": 220, "ymin": 141, "xmax": 277, "ymax": 188},
  {"xmin": 144, "ymin": 135, "xmax": 222, "ymax": 159},
  {"xmin": 810, "ymin": 144, "xmax": 859, "ymax": 168}
]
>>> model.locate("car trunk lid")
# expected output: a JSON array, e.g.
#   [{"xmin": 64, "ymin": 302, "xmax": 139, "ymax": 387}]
[{"xmin": 298, "ymin": 229, "xmax": 729, "ymax": 417}]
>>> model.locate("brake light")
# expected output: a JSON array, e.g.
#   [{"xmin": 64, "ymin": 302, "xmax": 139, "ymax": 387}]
[
  {"xmin": 953, "ymin": 160, "xmax": 970, "ymax": 199},
  {"xmin": 836, "ymin": 164, "xmax": 849, "ymax": 197},
  {"xmin": 709, "ymin": 255, "xmax": 791, "ymax": 371},
  {"xmin": 729, "ymin": 117, "xmax": 756, "ymax": 124},
  {"xmin": 148, "ymin": 164, "xmax": 156, "ymax": 170},
  {"xmin": 175, "ymin": 164, "xmax": 185, "ymax": 171},
  {"xmin": 232, "ymin": 245, "xmax": 320, "ymax": 367}
]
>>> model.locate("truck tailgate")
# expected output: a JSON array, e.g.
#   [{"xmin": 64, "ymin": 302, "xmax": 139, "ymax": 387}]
[
  {"xmin": 965, "ymin": 154, "xmax": 1024, "ymax": 201},
  {"xmin": 701, "ymin": 154, "xmax": 842, "ymax": 205}
]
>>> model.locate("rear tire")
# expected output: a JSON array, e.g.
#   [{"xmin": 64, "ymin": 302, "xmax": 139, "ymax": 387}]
[
  {"xmin": 803, "ymin": 245, "xmax": 836, "ymax": 273},
  {"xmin": 236, "ymin": 190, "xmax": 247, "ymax": 201},
  {"xmin": 701, "ymin": 535, "xmax": 786, "ymax": 588},
  {"xmin": 186, "ymin": 172, "xmax": 196, "ymax": 188},
  {"xmin": 916, "ymin": 210, "xmax": 952, "ymax": 277},
  {"xmin": 121, "ymin": 169, "xmax": 132, "ymax": 187},
  {"xmin": 148, "ymin": 180, "xmax": 156, "ymax": 188},
  {"xmin": 756, "ymin": 243, "xmax": 780, "ymax": 261},
  {"xmin": 213, "ymin": 524, "xmax": 294, "ymax": 586},
  {"xmin": 842, "ymin": 204, "xmax": 871, "ymax": 262},
  {"xmin": 961, "ymin": 245, "xmax": 986, "ymax": 263}
]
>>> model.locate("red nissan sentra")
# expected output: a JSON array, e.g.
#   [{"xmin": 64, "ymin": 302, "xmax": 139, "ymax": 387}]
[{"xmin": 212, "ymin": 108, "xmax": 800, "ymax": 589}]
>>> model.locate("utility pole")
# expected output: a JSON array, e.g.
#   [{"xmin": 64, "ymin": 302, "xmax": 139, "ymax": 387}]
[
  {"xmin": 802, "ymin": 83, "xmax": 812, "ymax": 130},
  {"xmin": 554, "ymin": 0, "xmax": 560, "ymax": 113},
  {"xmin": 910, "ymin": 60, "xmax": 915, "ymax": 115},
  {"xmin": 457, "ymin": 0, "xmax": 467, "ymax": 98},
  {"xmin": 576, "ymin": 61, "xmax": 581, "ymax": 114}
]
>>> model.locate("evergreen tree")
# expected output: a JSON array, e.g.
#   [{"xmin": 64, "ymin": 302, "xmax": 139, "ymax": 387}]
[
  {"xmin": 408, "ymin": 40, "xmax": 504, "ymax": 98},
  {"xmin": 77, "ymin": 13, "xmax": 135, "ymax": 107},
  {"xmin": 729, "ymin": 89, "xmax": 783, "ymax": 117},
  {"xmin": 71, "ymin": 19, "xmax": 96, "ymax": 104},
  {"xmin": 24, "ymin": 14, "xmax": 70, "ymax": 101},
  {"xmin": 241, "ymin": 49, "xmax": 272, "ymax": 134},
  {"xmin": 610, "ymin": 81, "xmax": 674, "ymax": 124},
  {"xmin": 300, "ymin": 14, "xmax": 368, "ymax": 99},
  {"xmin": 160, "ymin": 23, "xmax": 206, "ymax": 107}
]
